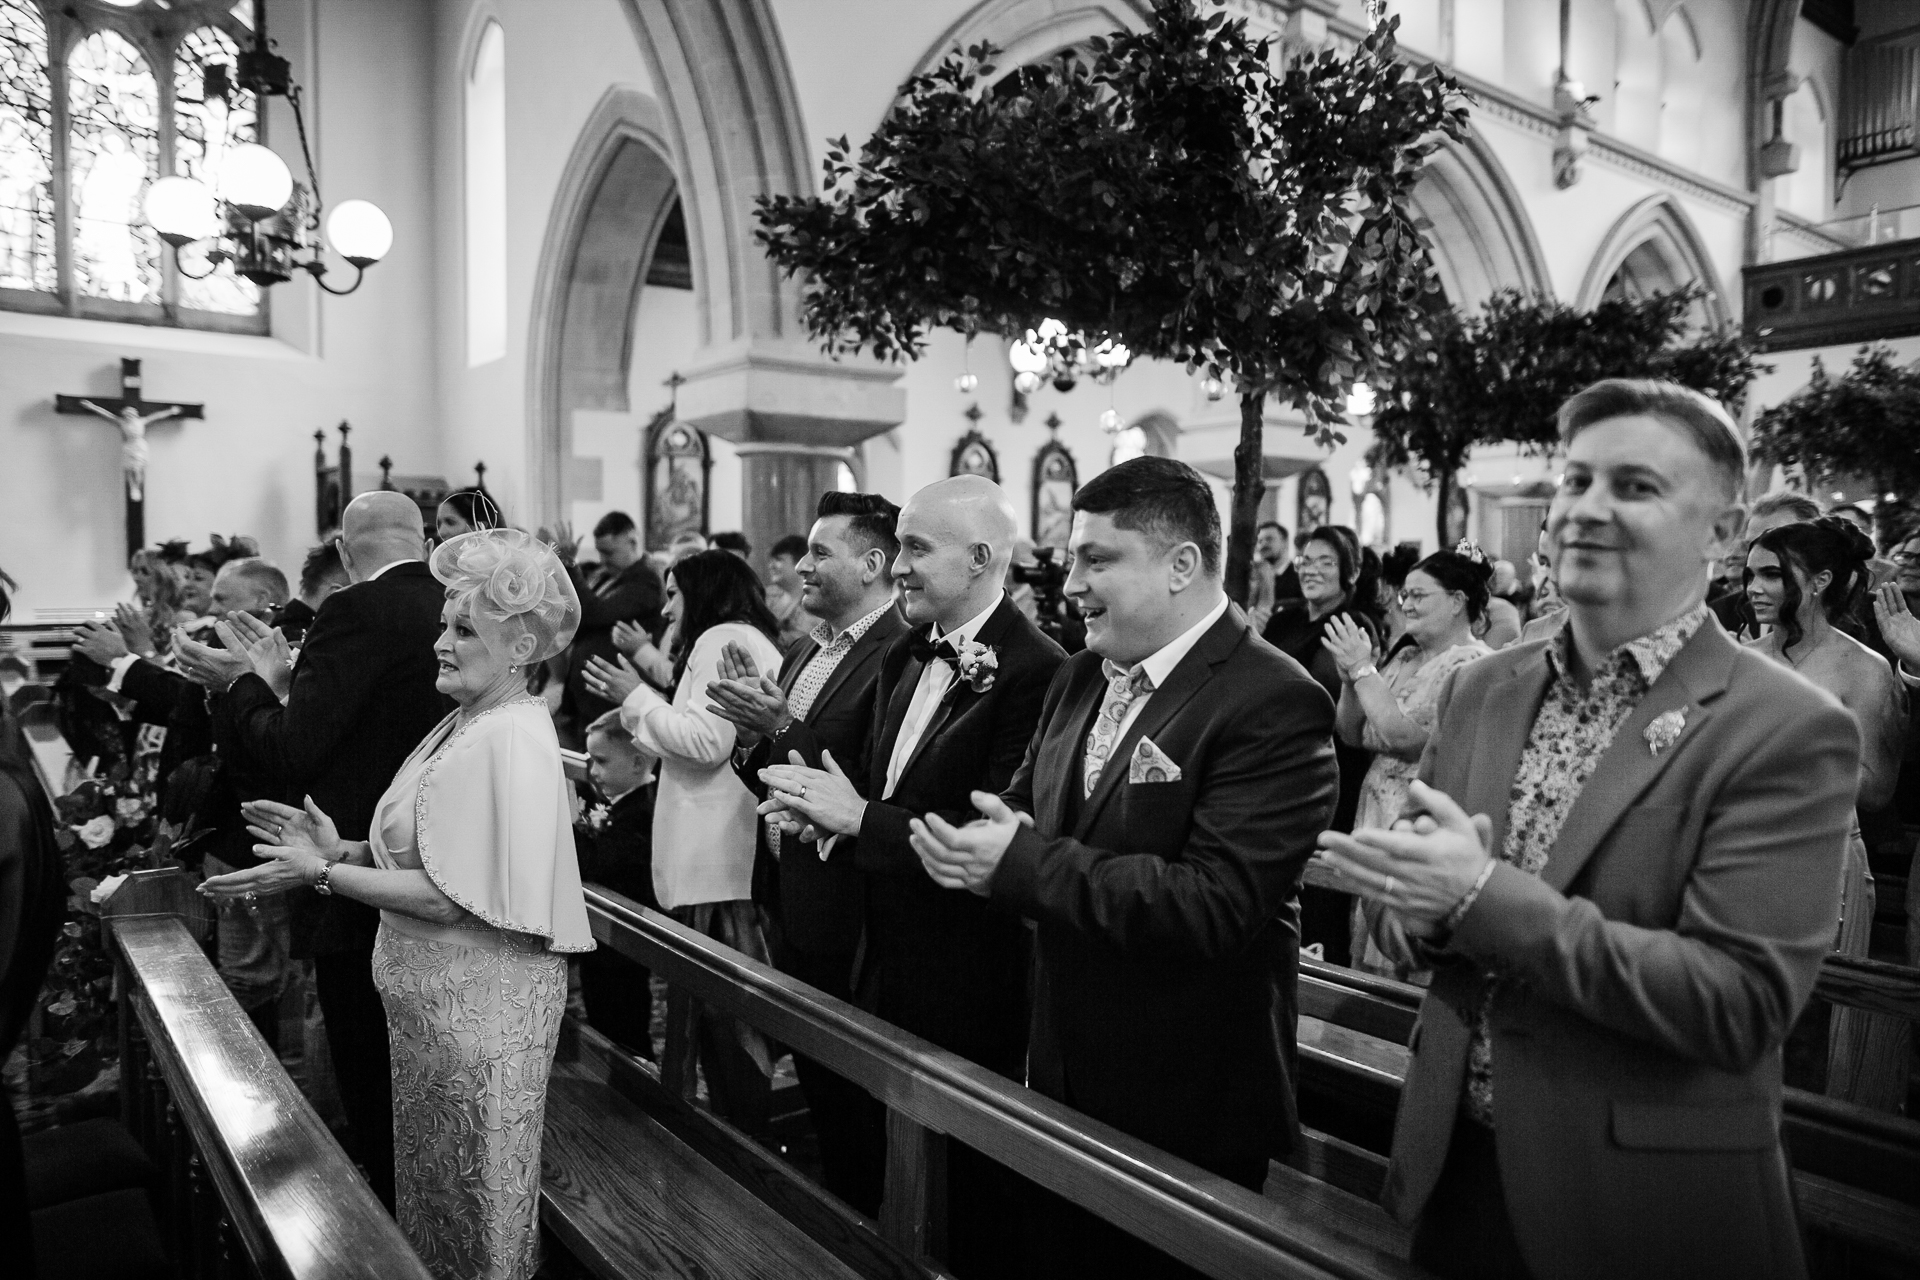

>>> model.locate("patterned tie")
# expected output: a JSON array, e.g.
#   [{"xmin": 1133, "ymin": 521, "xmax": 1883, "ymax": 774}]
[{"xmin": 1083, "ymin": 662, "xmax": 1153, "ymax": 797}]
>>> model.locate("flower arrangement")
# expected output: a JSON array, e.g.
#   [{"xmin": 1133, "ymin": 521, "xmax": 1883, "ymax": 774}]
[{"xmin": 953, "ymin": 639, "xmax": 999, "ymax": 693}]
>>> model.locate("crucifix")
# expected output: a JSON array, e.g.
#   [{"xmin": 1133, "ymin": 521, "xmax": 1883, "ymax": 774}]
[{"xmin": 55, "ymin": 359, "xmax": 204, "ymax": 562}]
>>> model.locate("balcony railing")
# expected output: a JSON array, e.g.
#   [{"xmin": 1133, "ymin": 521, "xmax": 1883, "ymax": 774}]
[{"xmin": 1743, "ymin": 237, "xmax": 1920, "ymax": 353}]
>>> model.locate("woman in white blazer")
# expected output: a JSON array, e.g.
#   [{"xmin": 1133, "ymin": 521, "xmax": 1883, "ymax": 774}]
[{"xmin": 585, "ymin": 547, "xmax": 783, "ymax": 1130}]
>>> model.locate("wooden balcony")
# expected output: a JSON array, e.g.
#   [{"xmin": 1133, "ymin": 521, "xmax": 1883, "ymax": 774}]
[{"xmin": 1743, "ymin": 238, "xmax": 1920, "ymax": 353}]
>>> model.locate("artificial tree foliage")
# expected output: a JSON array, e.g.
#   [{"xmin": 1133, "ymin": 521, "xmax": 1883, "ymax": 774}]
[
  {"xmin": 1751, "ymin": 345, "xmax": 1920, "ymax": 532},
  {"xmin": 754, "ymin": 2, "xmax": 1467, "ymax": 601},
  {"xmin": 1367, "ymin": 287, "xmax": 1764, "ymax": 544}
]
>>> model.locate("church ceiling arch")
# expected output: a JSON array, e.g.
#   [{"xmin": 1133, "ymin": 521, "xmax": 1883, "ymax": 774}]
[
  {"xmin": 1410, "ymin": 130, "xmax": 1552, "ymax": 308},
  {"xmin": 1575, "ymin": 192, "xmax": 1731, "ymax": 331},
  {"xmin": 524, "ymin": 86, "xmax": 678, "ymax": 518},
  {"xmin": 912, "ymin": 0, "xmax": 1153, "ymax": 81}
]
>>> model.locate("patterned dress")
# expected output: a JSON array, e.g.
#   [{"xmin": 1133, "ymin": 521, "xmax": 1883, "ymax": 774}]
[{"xmin": 368, "ymin": 700, "xmax": 593, "ymax": 1280}]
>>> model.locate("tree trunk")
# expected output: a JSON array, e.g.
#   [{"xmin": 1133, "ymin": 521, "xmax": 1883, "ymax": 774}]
[
  {"xmin": 1225, "ymin": 389, "xmax": 1266, "ymax": 606},
  {"xmin": 1434, "ymin": 465, "xmax": 1455, "ymax": 549}
]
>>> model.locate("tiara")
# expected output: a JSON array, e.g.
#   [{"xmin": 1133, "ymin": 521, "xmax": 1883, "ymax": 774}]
[{"xmin": 1452, "ymin": 540, "xmax": 1489, "ymax": 566}]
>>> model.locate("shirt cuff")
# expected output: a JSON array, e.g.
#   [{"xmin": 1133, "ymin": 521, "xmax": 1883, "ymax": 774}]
[
  {"xmin": 1900, "ymin": 661, "xmax": 1920, "ymax": 690},
  {"xmin": 104, "ymin": 653, "xmax": 141, "ymax": 692}
]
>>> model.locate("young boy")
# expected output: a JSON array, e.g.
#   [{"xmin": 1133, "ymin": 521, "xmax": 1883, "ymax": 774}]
[{"xmin": 575, "ymin": 710, "xmax": 658, "ymax": 1059}]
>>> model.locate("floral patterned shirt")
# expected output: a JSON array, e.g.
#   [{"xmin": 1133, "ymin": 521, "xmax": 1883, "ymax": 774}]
[{"xmin": 1463, "ymin": 603, "xmax": 1710, "ymax": 1128}]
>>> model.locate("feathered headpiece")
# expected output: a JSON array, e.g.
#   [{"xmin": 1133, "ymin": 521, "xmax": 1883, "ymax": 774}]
[{"xmin": 430, "ymin": 529, "xmax": 581, "ymax": 662}]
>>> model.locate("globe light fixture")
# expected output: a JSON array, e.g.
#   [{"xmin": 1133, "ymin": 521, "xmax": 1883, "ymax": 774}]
[
  {"xmin": 1203, "ymin": 376, "xmax": 1226, "ymax": 401},
  {"xmin": 138, "ymin": 0, "xmax": 392, "ymax": 296},
  {"xmin": 1346, "ymin": 381, "xmax": 1378, "ymax": 417},
  {"xmin": 1007, "ymin": 319, "xmax": 1132, "ymax": 397}
]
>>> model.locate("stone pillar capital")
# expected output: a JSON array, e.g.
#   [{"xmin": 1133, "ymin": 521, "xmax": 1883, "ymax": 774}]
[{"xmin": 677, "ymin": 341, "xmax": 905, "ymax": 448}]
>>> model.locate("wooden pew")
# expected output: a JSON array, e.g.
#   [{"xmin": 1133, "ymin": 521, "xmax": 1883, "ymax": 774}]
[
  {"xmin": 1292, "ymin": 958, "xmax": 1920, "ymax": 1271},
  {"xmin": 570, "ymin": 886, "xmax": 1431, "ymax": 1280},
  {"xmin": 103, "ymin": 868, "xmax": 432, "ymax": 1280}
]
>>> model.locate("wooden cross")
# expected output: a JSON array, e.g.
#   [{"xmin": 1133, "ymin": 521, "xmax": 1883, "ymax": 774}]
[{"xmin": 55, "ymin": 358, "xmax": 205, "ymax": 563}]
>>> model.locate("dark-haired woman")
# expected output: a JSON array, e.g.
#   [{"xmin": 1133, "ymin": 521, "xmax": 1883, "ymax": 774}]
[
  {"xmin": 1747, "ymin": 516, "xmax": 1907, "ymax": 1108},
  {"xmin": 584, "ymin": 549, "xmax": 783, "ymax": 1127},
  {"xmin": 1263, "ymin": 526, "xmax": 1378, "ymax": 963},
  {"xmin": 435, "ymin": 488, "xmax": 503, "ymax": 542},
  {"xmin": 1324, "ymin": 548, "xmax": 1493, "ymax": 979}
]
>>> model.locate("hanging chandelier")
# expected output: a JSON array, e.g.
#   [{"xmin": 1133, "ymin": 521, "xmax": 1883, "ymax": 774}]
[
  {"xmin": 1007, "ymin": 319, "xmax": 1131, "ymax": 395},
  {"xmin": 140, "ymin": 1, "xmax": 391, "ymax": 295}
]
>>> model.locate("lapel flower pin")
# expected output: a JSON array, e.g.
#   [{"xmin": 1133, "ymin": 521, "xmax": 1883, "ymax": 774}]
[
  {"xmin": 953, "ymin": 638, "xmax": 999, "ymax": 693},
  {"xmin": 1644, "ymin": 708, "xmax": 1688, "ymax": 756}
]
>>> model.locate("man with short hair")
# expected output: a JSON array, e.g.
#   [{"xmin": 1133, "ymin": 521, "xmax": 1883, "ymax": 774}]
[
  {"xmin": 277, "ymin": 541, "xmax": 351, "ymax": 645},
  {"xmin": 758, "ymin": 475, "xmax": 1063, "ymax": 1274},
  {"xmin": 1249, "ymin": 519, "xmax": 1300, "ymax": 631},
  {"xmin": 667, "ymin": 530, "xmax": 708, "ymax": 563},
  {"xmin": 709, "ymin": 492, "xmax": 906, "ymax": 1214},
  {"xmin": 207, "ymin": 491, "xmax": 450, "ymax": 1209},
  {"xmin": 556, "ymin": 510, "xmax": 665, "ymax": 745},
  {"xmin": 764, "ymin": 532, "xmax": 818, "ymax": 651},
  {"xmin": 1319, "ymin": 380, "xmax": 1858, "ymax": 1280},
  {"xmin": 910, "ymin": 457, "xmax": 1338, "ymax": 1275},
  {"xmin": 711, "ymin": 531, "xmax": 753, "ymax": 561}
]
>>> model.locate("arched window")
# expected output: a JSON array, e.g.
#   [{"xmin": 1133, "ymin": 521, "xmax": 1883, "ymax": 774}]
[
  {"xmin": 465, "ymin": 20, "xmax": 506, "ymax": 366},
  {"xmin": 0, "ymin": 1, "xmax": 264, "ymax": 331}
]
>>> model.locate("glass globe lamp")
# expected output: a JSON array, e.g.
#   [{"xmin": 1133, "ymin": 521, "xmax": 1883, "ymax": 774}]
[
  {"xmin": 219, "ymin": 143, "xmax": 294, "ymax": 219},
  {"xmin": 325, "ymin": 200, "xmax": 394, "ymax": 266},
  {"xmin": 144, "ymin": 176, "xmax": 219, "ymax": 246}
]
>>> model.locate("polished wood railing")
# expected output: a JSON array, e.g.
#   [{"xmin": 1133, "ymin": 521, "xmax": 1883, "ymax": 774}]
[
  {"xmin": 583, "ymin": 886, "xmax": 1423, "ymax": 1280},
  {"xmin": 104, "ymin": 869, "xmax": 432, "ymax": 1280}
]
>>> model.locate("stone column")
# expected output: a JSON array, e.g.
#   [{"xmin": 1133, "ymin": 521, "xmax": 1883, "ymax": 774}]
[{"xmin": 733, "ymin": 443, "xmax": 855, "ymax": 564}]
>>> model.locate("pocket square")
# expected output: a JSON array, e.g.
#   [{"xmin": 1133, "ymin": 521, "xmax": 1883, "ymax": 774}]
[{"xmin": 1129, "ymin": 737, "xmax": 1183, "ymax": 784}]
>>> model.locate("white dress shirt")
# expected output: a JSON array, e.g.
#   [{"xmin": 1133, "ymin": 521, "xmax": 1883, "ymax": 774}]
[
  {"xmin": 1108, "ymin": 593, "xmax": 1231, "ymax": 743},
  {"xmin": 883, "ymin": 593, "xmax": 1003, "ymax": 799}
]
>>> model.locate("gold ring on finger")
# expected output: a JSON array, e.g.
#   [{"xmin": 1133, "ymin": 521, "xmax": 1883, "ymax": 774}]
[{"xmin": 1383, "ymin": 875, "xmax": 1398, "ymax": 897}]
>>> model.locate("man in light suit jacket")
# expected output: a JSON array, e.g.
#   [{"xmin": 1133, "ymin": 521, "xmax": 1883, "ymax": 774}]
[
  {"xmin": 710, "ymin": 490, "xmax": 906, "ymax": 1215},
  {"xmin": 1318, "ymin": 380, "xmax": 1861, "ymax": 1280},
  {"xmin": 758, "ymin": 475, "xmax": 1064, "ymax": 1278},
  {"xmin": 910, "ymin": 457, "xmax": 1338, "ymax": 1277}
]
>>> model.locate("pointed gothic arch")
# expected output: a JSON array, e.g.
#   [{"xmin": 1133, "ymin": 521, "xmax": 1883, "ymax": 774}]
[
  {"xmin": 912, "ymin": 0, "xmax": 1154, "ymax": 81},
  {"xmin": 1575, "ymin": 193, "xmax": 1731, "ymax": 331},
  {"xmin": 1410, "ymin": 130, "xmax": 1552, "ymax": 307}
]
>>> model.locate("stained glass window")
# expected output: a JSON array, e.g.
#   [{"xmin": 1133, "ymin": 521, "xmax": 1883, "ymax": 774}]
[
  {"xmin": 0, "ymin": 0, "xmax": 54, "ymax": 293},
  {"xmin": 174, "ymin": 25, "xmax": 258, "ymax": 314},
  {"xmin": 68, "ymin": 30, "xmax": 162, "ymax": 303},
  {"xmin": 0, "ymin": 2, "xmax": 264, "ymax": 331}
]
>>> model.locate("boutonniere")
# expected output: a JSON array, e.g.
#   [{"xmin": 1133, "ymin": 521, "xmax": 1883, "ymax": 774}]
[
  {"xmin": 1644, "ymin": 708, "xmax": 1688, "ymax": 756},
  {"xmin": 583, "ymin": 802, "xmax": 611, "ymax": 834},
  {"xmin": 953, "ymin": 638, "xmax": 999, "ymax": 693}
]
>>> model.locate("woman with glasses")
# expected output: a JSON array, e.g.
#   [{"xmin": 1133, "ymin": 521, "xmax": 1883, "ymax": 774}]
[{"xmin": 1323, "ymin": 545, "xmax": 1494, "ymax": 979}]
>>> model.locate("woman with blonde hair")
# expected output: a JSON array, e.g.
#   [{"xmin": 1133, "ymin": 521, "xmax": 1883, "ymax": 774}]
[{"xmin": 203, "ymin": 528, "xmax": 592, "ymax": 1280}]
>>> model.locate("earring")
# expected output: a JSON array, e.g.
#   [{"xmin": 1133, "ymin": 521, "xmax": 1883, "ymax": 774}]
[{"xmin": 508, "ymin": 664, "xmax": 518, "ymax": 673}]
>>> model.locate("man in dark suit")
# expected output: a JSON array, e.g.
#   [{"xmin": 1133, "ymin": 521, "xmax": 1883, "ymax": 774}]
[
  {"xmin": 205, "ymin": 492, "xmax": 450, "ymax": 1209},
  {"xmin": 911, "ymin": 458, "xmax": 1338, "ymax": 1275},
  {"xmin": 1318, "ymin": 381, "xmax": 1859, "ymax": 1280},
  {"xmin": 707, "ymin": 490, "xmax": 906, "ymax": 1214},
  {"xmin": 759, "ymin": 475, "xmax": 1064, "ymax": 1275},
  {"xmin": 554, "ymin": 510, "xmax": 664, "ymax": 744}
]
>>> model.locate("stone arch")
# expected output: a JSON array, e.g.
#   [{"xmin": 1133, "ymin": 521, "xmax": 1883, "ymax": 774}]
[
  {"xmin": 1411, "ymin": 130, "xmax": 1552, "ymax": 308},
  {"xmin": 524, "ymin": 87, "xmax": 680, "ymax": 517},
  {"xmin": 1575, "ymin": 193, "xmax": 1731, "ymax": 330},
  {"xmin": 912, "ymin": 0, "xmax": 1153, "ymax": 80}
]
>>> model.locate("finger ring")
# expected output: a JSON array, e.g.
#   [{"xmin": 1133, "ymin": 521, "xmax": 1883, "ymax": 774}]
[
  {"xmin": 244, "ymin": 891, "xmax": 258, "ymax": 903},
  {"xmin": 1382, "ymin": 876, "xmax": 1398, "ymax": 897},
  {"xmin": 796, "ymin": 784, "xmax": 808, "ymax": 799}
]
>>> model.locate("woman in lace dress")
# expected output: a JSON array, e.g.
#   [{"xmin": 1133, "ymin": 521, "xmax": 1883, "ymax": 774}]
[
  {"xmin": 1322, "ymin": 545, "xmax": 1494, "ymax": 980},
  {"xmin": 204, "ymin": 529, "xmax": 593, "ymax": 1280}
]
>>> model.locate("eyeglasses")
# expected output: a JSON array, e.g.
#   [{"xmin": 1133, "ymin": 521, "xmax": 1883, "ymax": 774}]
[
  {"xmin": 1891, "ymin": 549, "xmax": 1920, "ymax": 565},
  {"xmin": 1397, "ymin": 589, "xmax": 1439, "ymax": 606}
]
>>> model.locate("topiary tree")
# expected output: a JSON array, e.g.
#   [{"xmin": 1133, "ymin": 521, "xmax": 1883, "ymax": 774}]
[
  {"xmin": 753, "ymin": 2, "xmax": 1466, "ymax": 602},
  {"xmin": 1368, "ymin": 287, "xmax": 1764, "ymax": 544},
  {"xmin": 1752, "ymin": 344, "xmax": 1920, "ymax": 535}
]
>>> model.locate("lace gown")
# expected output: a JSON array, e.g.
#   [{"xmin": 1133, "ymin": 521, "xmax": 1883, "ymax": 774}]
[{"xmin": 368, "ymin": 700, "xmax": 594, "ymax": 1280}]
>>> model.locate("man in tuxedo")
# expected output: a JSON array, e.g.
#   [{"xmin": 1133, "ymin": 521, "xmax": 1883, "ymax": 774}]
[
  {"xmin": 1318, "ymin": 381, "xmax": 1859, "ymax": 1280},
  {"xmin": 759, "ymin": 475, "xmax": 1063, "ymax": 1274},
  {"xmin": 556, "ymin": 510, "xmax": 665, "ymax": 744},
  {"xmin": 910, "ymin": 457, "xmax": 1338, "ymax": 1275},
  {"xmin": 208, "ymin": 491, "xmax": 449, "ymax": 1208},
  {"xmin": 707, "ymin": 490, "xmax": 905, "ymax": 1214}
]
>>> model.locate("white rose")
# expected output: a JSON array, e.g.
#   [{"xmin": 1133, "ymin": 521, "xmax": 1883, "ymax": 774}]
[{"xmin": 76, "ymin": 815, "xmax": 117, "ymax": 849}]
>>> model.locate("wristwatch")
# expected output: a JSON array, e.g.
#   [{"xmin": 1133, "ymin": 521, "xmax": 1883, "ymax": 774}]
[
  {"xmin": 1350, "ymin": 664, "xmax": 1379, "ymax": 683},
  {"xmin": 314, "ymin": 862, "xmax": 334, "ymax": 896}
]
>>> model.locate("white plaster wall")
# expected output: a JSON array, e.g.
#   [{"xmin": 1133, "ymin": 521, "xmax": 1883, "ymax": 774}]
[{"xmin": 0, "ymin": 0, "xmax": 440, "ymax": 615}]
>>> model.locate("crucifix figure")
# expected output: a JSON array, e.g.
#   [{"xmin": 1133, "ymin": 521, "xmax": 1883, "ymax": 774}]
[{"xmin": 56, "ymin": 358, "xmax": 204, "ymax": 562}]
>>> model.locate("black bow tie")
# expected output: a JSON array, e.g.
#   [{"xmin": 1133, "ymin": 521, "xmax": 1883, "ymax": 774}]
[{"xmin": 907, "ymin": 631, "xmax": 959, "ymax": 667}]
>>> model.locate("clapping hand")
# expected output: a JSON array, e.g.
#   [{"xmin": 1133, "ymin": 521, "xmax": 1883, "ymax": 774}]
[
  {"xmin": 584, "ymin": 652, "xmax": 642, "ymax": 704},
  {"xmin": 708, "ymin": 643, "xmax": 788, "ymax": 746},
  {"xmin": 1874, "ymin": 585, "xmax": 1920, "ymax": 672},
  {"xmin": 218, "ymin": 612, "xmax": 294, "ymax": 700},
  {"xmin": 538, "ymin": 520, "xmax": 580, "ymax": 566},
  {"xmin": 1322, "ymin": 613, "xmax": 1376, "ymax": 682},
  {"xmin": 200, "ymin": 796, "xmax": 343, "ymax": 903},
  {"xmin": 907, "ymin": 792, "xmax": 1034, "ymax": 895},
  {"xmin": 173, "ymin": 629, "xmax": 252, "ymax": 691},
  {"xmin": 113, "ymin": 603, "xmax": 156, "ymax": 657},
  {"xmin": 72, "ymin": 618, "xmax": 129, "ymax": 666},
  {"xmin": 1313, "ymin": 780, "xmax": 1494, "ymax": 937},
  {"xmin": 758, "ymin": 749, "xmax": 866, "ymax": 838},
  {"xmin": 609, "ymin": 619, "xmax": 651, "ymax": 659}
]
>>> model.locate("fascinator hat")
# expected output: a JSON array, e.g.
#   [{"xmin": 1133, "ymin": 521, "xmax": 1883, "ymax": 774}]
[{"xmin": 430, "ymin": 529, "xmax": 581, "ymax": 662}]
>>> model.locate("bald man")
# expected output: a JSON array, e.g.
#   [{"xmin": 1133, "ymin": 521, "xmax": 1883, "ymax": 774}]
[
  {"xmin": 761, "ymin": 476, "xmax": 1064, "ymax": 1267},
  {"xmin": 211, "ymin": 491, "xmax": 450, "ymax": 1208}
]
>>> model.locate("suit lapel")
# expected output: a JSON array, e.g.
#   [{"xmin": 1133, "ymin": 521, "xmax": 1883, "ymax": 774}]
[
  {"xmin": 896, "ymin": 596, "xmax": 1021, "ymax": 790},
  {"xmin": 807, "ymin": 612, "xmax": 898, "ymax": 721},
  {"xmin": 1044, "ymin": 669, "xmax": 1106, "ymax": 838},
  {"xmin": 1462, "ymin": 648, "xmax": 1554, "ymax": 848},
  {"xmin": 1540, "ymin": 624, "xmax": 1734, "ymax": 893},
  {"xmin": 1072, "ymin": 608, "xmax": 1249, "ymax": 840},
  {"xmin": 779, "ymin": 639, "xmax": 820, "ymax": 697},
  {"xmin": 870, "ymin": 637, "xmax": 925, "ymax": 795}
]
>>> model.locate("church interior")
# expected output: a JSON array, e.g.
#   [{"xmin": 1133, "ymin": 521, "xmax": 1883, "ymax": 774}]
[{"xmin": 3, "ymin": 1, "xmax": 1920, "ymax": 1279}]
